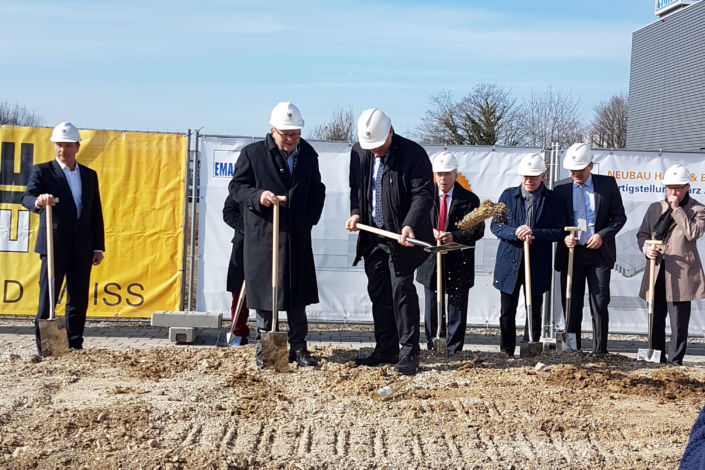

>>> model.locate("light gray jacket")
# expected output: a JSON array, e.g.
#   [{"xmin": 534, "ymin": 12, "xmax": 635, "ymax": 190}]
[{"xmin": 637, "ymin": 197, "xmax": 705, "ymax": 302}]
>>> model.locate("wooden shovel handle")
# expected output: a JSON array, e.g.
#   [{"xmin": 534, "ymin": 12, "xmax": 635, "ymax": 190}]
[
  {"xmin": 271, "ymin": 196, "xmax": 286, "ymax": 332},
  {"xmin": 523, "ymin": 237, "xmax": 534, "ymax": 342}
]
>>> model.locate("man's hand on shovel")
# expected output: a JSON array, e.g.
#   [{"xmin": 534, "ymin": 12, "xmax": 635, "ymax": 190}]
[
  {"xmin": 400, "ymin": 226, "xmax": 415, "ymax": 247},
  {"xmin": 516, "ymin": 225, "xmax": 533, "ymax": 243},
  {"xmin": 434, "ymin": 228, "xmax": 454, "ymax": 244}
]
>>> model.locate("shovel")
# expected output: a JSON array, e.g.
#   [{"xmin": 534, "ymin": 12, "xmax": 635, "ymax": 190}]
[
  {"xmin": 561, "ymin": 226, "xmax": 580, "ymax": 351},
  {"xmin": 224, "ymin": 281, "xmax": 247, "ymax": 347},
  {"xmin": 432, "ymin": 241, "xmax": 447, "ymax": 356},
  {"xmin": 520, "ymin": 237, "xmax": 542, "ymax": 358},
  {"xmin": 637, "ymin": 240, "xmax": 663, "ymax": 363},
  {"xmin": 356, "ymin": 223, "xmax": 469, "ymax": 253},
  {"xmin": 261, "ymin": 195, "xmax": 289, "ymax": 372},
  {"xmin": 38, "ymin": 198, "xmax": 69, "ymax": 357}
]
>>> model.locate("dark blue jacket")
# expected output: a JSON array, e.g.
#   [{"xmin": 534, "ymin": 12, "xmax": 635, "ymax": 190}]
[
  {"xmin": 681, "ymin": 404, "xmax": 705, "ymax": 469},
  {"xmin": 490, "ymin": 184, "xmax": 566, "ymax": 295}
]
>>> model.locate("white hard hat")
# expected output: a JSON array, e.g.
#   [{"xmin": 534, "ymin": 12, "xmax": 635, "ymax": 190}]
[
  {"xmin": 432, "ymin": 151, "xmax": 458, "ymax": 172},
  {"xmin": 268, "ymin": 101, "xmax": 304, "ymax": 130},
  {"xmin": 357, "ymin": 108, "xmax": 392, "ymax": 150},
  {"xmin": 563, "ymin": 143, "xmax": 593, "ymax": 170},
  {"xmin": 50, "ymin": 122, "xmax": 81, "ymax": 143},
  {"xmin": 517, "ymin": 153, "xmax": 547, "ymax": 176},
  {"xmin": 662, "ymin": 164, "xmax": 691, "ymax": 185}
]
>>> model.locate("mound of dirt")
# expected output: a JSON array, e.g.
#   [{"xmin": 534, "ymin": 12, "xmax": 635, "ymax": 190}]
[{"xmin": 1, "ymin": 342, "xmax": 703, "ymax": 469}]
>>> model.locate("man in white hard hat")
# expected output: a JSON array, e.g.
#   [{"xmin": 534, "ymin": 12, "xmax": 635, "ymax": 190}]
[
  {"xmin": 229, "ymin": 101, "xmax": 326, "ymax": 368},
  {"xmin": 490, "ymin": 153, "xmax": 566, "ymax": 357},
  {"xmin": 21, "ymin": 122, "xmax": 105, "ymax": 355},
  {"xmin": 415, "ymin": 151, "xmax": 484, "ymax": 354},
  {"xmin": 554, "ymin": 143, "xmax": 626, "ymax": 355},
  {"xmin": 345, "ymin": 108, "xmax": 434, "ymax": 375},
  {"xmin": 637, "ymin": 164, "xmax": 705, "ymax": 365}
]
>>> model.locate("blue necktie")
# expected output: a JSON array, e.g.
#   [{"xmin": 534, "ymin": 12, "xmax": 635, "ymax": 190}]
[
  {"xmin": 374, "ymin": 158, "xmax": 384, "ymax": 227},
  {"xmin": 576, "ymin": 184, "xmax": 588, "ymax": 244}
]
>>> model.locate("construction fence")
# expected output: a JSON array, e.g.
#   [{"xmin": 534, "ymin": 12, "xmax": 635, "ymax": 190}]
[{"xmin": 2, "ymin": 125, "xmax": 705, "ymax": 334}]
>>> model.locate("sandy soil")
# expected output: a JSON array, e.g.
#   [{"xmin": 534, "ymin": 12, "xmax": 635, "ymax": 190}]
[{"xmin": 1, "ymin": 337, "xmax": 703, "ymax": 469}]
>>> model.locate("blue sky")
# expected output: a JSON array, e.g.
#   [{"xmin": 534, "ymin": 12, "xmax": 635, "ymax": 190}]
[{"xmin": 2, "ymin": 0, "xmax": 659, "ymax": 138}]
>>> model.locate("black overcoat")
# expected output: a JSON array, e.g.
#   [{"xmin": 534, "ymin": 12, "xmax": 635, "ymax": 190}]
[
  {"xmin": 223, "ymin": 195, "xmax": 244, "ymax": 293},
  {"xmin": 416, "ymin": 182, "xmax": 484, "ymax": 295},
  {"xmin": 349, "ymin": 133, "xmax": 434, "ymax": 276},
  {"xmin": 228, "ymin": 135, "xmax": 326, "ymax": 310}
]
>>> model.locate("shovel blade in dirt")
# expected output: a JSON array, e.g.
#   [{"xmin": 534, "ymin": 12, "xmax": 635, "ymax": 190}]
[
  {"xmin": 636, "ymin": 347, "xmax": 662, "ymax": 363},
  {"xmin": 39, "ymin": 200, "xmax": 69, "ymax": 357},
  {"xmin": 261, "ymin": 331, "xmax": 288, "ymax": 372},
  {"xmin": 561, "ymin": 332, "xmax": 577, "ymax": 351},
  {"xmin": 520, "ymin": 341, "xmax": 542, "ymax": 358},
  {"xmin": 433, "ymin": 337, "xmax": 447, "ymax": 356},
  {"xmin": 38, "ymin": 317, "xmax": 69, "ymax": 357},
  {"xmin": 261, "ymin": 196, "xmax": 289, "ymax": 371}
]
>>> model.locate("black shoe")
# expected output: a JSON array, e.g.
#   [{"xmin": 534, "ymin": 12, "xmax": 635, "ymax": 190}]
[
  {"xmin": 353, "ymin": 351, "xmax": 399, "ymax": 367},
  {"xmin": 394, "ymin": 354, "xmax": 419, "ymax": 375},
  {"xmin": 289, "ymin": 349, "xmax": 317, "ymax": 367}
]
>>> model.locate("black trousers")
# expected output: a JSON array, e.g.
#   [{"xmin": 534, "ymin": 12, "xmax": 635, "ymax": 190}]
[
  {"xmin": 559, "ymin": 246, "xmax": 612, "ymax": 353},
  {"xmin": 652, "ymin": 264, "xmax": 691, "ymax": 365},
  {"xmin": 36, "ymin": 251, "xmax": 93, "ymax": 354},
  {"xmin": 499, "ymin": 262, "xmax": 543, "ymax": 356},
  {"xmin": 364, "ymin": 244, "xmax": 420, "ymax": 358},
  {"xmin": 256, "ymin": 305, "xmax": 308, "ymax": 351},
  {"xmin": 424, "ymin": 287, "xmax": 469, "ymax": 353}
]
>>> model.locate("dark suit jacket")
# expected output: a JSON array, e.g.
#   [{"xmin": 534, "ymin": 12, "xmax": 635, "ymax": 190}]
[
  {"xmin": 349, "ymin": 133, "xmax": 434, "ymax": 276},
  {"xmin": 553, "ymin": 174, "xmax": 626, "ymax": 270},
  {"xmin": 416, "ymin": 182, "xmax": 484, "ymax": 295},
  {"xmin": 21, "ymin": 160, "xmax": 105, "ymax": 257}
]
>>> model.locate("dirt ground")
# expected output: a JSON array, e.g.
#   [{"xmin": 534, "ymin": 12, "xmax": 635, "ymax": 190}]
[{"xmin": 1, "ymin": 328, "xmax": 704, "ymax": 470}]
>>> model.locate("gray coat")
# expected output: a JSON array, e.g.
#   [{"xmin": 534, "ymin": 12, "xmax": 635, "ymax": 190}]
[{"xmin": 637, "ymin": 197, "xmax": 705, "ymax": 302}]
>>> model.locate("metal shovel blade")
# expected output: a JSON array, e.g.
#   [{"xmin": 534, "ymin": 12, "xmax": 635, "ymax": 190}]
[
  {"xmin": 261, "ymin": 331, "xmax": 288, "ymax": 372},
  {"xmin": 637, "ymin": 347, "xmax": 662, "ymax": 363},
  {"xmin": 433, "ymin": 337, "xmax": 447, "ymax": 356},
  {"xmin": 520, "ymin": 341, "xmax": 542, "ymax": 358},
  {"xmin": 422, "ymin": 242, "xmax": 468, "ymax": 254},
  {"xmin": 225, "ymin": 333, "xmax": 242, "ymax": 347},
  {"xmin": 38, "ymin": 317, "xmax": 69, "ymax": 357},
  {"xmin": 560, "ymin": 332, "xmax": 577, "ymax": 351}
]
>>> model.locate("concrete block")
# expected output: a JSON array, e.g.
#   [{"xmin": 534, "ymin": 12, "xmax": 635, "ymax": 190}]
[
  {"xmin": 169, "ymin": 327, "xmax": 197, "ymax": 344},
  {"xmin": 151, "ymin": 311, "xmax": 222, "ymax": 329}
]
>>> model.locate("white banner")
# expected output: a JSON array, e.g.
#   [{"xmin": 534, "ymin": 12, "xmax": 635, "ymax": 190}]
[
  {"xmin": 553, "ymin": 149, "xmax": 705, "ymax": 334},
  {"xmin": 196, "ymin": 136, "xmax": 541, "ymax": 326}
]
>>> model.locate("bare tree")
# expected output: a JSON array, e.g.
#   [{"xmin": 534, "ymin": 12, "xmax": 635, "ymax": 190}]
[
  {"xmin": 416, "ymin": 84, "xmax": 519, "ymax": 145},
  {"xmin": 588, "ymin": 93, "xmax": 628, "ymax": 149},
  {"xmin": 309, "ymin": 106, "xmax": 355, "ymax": 142},
  {"xmin": 416, "ymin": 91, "xmax": 467, "ymax": 145},
  {"xmin": 0, "ymin": 101, "xmax": 43, "ymax": 126},
  {"xmin": 517, "ymin": 87, "xmax": 584, "ymax": 149}
]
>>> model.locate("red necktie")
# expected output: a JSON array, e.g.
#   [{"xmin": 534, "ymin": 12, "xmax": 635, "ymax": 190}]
[{"xmin": 438, "ymin": 194, "xmax": 448, "ymax": 232}]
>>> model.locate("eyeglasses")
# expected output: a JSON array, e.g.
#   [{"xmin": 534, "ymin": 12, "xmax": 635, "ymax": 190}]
[
  {"xmin": 666, "ymin": 184, "xmax": 689, "ymax": 191},
  {"xmin": 273, "ymin": 128, "xmax": 301, "ymax": 139},
  {"xmin": 522, "ymin": 175, "xmax": 543, "ymax": 181}
]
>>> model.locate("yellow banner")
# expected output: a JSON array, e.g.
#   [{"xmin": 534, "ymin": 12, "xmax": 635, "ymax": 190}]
[{"xmin": 0, "ymin": 126, "xmax": 187, "ymax": 318}]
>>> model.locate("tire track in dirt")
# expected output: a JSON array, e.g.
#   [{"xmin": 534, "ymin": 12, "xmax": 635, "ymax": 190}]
[{"xmin": 220, "ymin": 424, "xmax": 238, "ymax": 451}]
